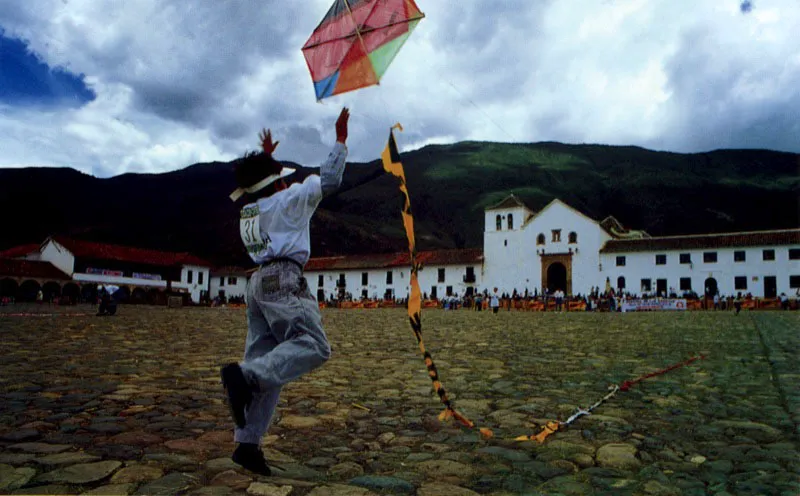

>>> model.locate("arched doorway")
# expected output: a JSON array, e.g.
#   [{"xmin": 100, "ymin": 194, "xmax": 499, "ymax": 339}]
[
  {"xmin": 547, "ymin": 263, "xmax": 568, "ymax": 294},
  {"xmin": 115, "ymin": 286, "xmax": 131, "ymax": 303},
  {"xmin": 704, "ymin": 277, "xmax": 718, "ymax": 297},
  {"xmin": 63, "ymin": 283, "xmax": 80, "ymax": 304},
  {"xmin": 1, "ymin": 278, "xmax": 18, "ymax": 298},
  {"xmin": 19, "ymin": 280, "xmax": 40, "ymax": 302},
  {"xmin": 147, "ymin": 288, "xmax": 161, "ymax": 305},
  {"xmin": 82, "ymin": 284, "xmax": 98, "ymax": 304},
  {"xmin": 42, "ymin": 281, "xmax": 62, "ymax": 302},
  {"xmin": 131, "ymin": 288, "xmax": 147, "ymax": 304}
]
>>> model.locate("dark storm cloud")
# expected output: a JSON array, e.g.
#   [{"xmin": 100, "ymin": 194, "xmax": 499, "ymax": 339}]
[
  {"xmin": 99, "ymin": 2, "xmax": 308, "ymax": 125},
  {"xmin": 655, "ymin": 25, "xmax": 800, "ymax": 152},
  {"xmin": 131, "ymin": 83, "xmax": 213, "ymax": 123},
  {"xmin": 429, "ymin": 1, "xmax": 552, "ymax": 105},
  {"xmin": 2, "ymin": 0, "xmax": 799, "ymax": 175}
]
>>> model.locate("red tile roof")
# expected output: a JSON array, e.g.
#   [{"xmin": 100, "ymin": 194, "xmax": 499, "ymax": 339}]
[
  {"xmin": 600, "ymin": 229, "xmax": 800, "ymax": 253},
  {"xmin": 0, "ymin": 259, "xmax": 71, "ymax": 280},
  {"xmin": 486, "ymin": 194, "xmax": 529, "ymax": 211},
  {"xmin": 50, "ymin": 237, "xmax": 212, "ymax": 268},
  {"xmin": 305, "ymin": 249, "xmax": 483, "ymax": 271},
  {"xmin": 0, "ymin": 244, "xmax": 41, "ymax": 258}
]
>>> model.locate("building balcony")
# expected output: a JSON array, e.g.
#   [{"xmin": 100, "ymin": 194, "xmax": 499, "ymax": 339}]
[{"xmin": 463, "ymin": 274, "xmax": 476, "ymax": 283}]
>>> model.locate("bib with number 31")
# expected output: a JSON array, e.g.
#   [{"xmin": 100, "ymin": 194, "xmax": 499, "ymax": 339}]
[{"xmin": 240, "ymin": 205, "xmax": 270, "ymax": 259}]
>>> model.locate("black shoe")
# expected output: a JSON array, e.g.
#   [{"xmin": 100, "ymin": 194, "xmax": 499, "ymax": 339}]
[
  {"xmin": 220, "ymin": 363, "xmax": 252, "ymax": 429},
  {"xmin": 232, "ymin": 443, "xmax": 271, "ymax": 476}
]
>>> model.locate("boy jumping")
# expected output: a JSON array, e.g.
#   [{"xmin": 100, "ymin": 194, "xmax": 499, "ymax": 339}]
[{"xmin": 221, "ymin": 108, "xmax": 350, "ymax": 475}]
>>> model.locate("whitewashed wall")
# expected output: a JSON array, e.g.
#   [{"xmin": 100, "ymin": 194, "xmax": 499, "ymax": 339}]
[
  {"xmin": 484, "ymin": 200, "xmax": 611, "ymax": 296},
  {"xmin": 483, "ymin": 204, "xmax": 535, "ymax": 294},
  {"xmin": 305, "ymin": 263, "xmax": 484, "ymax": 301},
  {"xmin": 40, "ymin": 239, "xmax": 76, "ymax": 276},
  {"xmin": 600, "ymin": 245, "xmax": 800, "ymax": 297},
  {"xmin": 180, "ymin": 265, "xmax": 211, "ymax": 303},
  {"xmin": 72, "ymin": 273, "xmax": 168, "ymax": 288},
  {"xmin": 210, "ymin": 273, "xmax": 248, "ymax": 300}
]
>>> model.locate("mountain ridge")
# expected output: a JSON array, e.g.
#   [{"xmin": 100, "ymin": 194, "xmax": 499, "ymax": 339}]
[{"xmin": 1, "ymin": 140, "xmax": 798, "ymax": 267}]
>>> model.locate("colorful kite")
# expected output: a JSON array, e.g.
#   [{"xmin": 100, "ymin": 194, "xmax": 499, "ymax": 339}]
[{"xmin": 302, "ymin": 0, "xmax": 425, "ymax": 100}]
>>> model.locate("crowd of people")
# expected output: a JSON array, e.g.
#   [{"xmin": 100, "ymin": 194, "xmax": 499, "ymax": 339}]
[{"xmin": 312, "ymin": 285, "xmax": 799, "ymax": 313}]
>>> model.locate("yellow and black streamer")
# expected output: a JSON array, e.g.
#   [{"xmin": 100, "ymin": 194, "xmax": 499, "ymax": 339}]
[{"xmin": 381, "ymin": 124, "xmax": 493, "ymax": 439}]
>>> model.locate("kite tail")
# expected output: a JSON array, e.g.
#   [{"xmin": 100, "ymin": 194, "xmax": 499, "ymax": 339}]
[{"xmin": 381, "ymin": 125, "xmax": 489, "ymax": 437}]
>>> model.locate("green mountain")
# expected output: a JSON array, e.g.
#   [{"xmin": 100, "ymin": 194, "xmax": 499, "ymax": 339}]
[{"xmin": 1, "ymin": 141, "xmax": 798, "ymax": 267}]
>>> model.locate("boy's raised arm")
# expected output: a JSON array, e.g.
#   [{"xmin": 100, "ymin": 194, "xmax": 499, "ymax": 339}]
[{"xmin": 320, "ymin": 108, "xmax": 349, "ymax": 196}]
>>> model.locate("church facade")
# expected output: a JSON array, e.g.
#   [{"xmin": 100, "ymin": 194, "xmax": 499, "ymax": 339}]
[{"xmin": 482, "ymin": 196, "xmax": 799, "ymax": 298}]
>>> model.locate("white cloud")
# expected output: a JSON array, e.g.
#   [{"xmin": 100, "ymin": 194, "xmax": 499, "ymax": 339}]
[{"xmin": 0, "ymin": 0, "xmax": 798, "ymax": 177}]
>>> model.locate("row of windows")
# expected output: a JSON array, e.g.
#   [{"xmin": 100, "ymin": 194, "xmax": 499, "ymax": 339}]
[
  {"xmin": 186, "ymin": 270, "xmax": 204, "ymax": 285},
  {"xmin": 616, "ymin": 248, "xmax": 799, "ymax": 266},
  {"xmin": 537, "ymin": 230, "xmax": 577, "ymax": 244},
  {"xmin": 188, "ymin": 271, "xmax": 239, "ymax": 286},
  {"xmin": 494, "ymin": 215, "xmax": 580, "ymax": 246},
  {"xmin": 496, "ymin": 214, "xmax": 514, "ymax": 230},
  {"xmin": 615, "ymin": 275, "xmax": 800, "ymax": 291},
  {"xmin": 319, "ymin": 267, "xmax": 477, "ymax": 287}
]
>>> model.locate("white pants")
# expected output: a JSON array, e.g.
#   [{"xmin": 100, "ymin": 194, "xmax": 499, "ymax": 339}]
[{"xmin": 235, "ymin": 260, "xmax": 331, "ymax": 444}]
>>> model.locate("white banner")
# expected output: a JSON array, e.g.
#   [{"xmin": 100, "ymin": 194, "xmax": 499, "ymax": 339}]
[
  {"xmin": 621, "ymin": 299, "xmax": 687, "ymax": 312},
  {"xmin": 87, "ymin": 267, "xmax": 124, "ymax": 277}
]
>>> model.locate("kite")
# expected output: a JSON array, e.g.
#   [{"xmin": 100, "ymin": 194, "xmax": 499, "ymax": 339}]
[{"xmin": 302, "ymin": 0, "xmax": 425, "ymax": 100}]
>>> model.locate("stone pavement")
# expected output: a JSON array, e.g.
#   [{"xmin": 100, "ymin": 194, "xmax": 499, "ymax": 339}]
[{"xmin": 1, "ymin": 304, "xmax": 798, "ymax": 495}]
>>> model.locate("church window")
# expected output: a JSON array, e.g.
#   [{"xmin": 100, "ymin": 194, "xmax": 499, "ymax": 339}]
[
  {"xmin": 508, "ymin": 214, "xmax": 514, "ymax": 230},
  {"xmin": 496, "ymin": 215, "xmax": 502, "ymax": 230},
  {"xmin": 537, "ymin": 233, "xmax": 545, "ymax": 245},
  {"xmin": 552, "ymin": 230, "xmax": 561, "ymax": 242},
  {"xmin": 568, "ymin": 232, "xmax": 577, "ymax": 243}
]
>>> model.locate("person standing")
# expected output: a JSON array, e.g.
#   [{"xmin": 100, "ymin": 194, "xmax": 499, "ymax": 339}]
[{"xmin": 490, "ymin": 288, "xmax": 500, "ymax": 314}]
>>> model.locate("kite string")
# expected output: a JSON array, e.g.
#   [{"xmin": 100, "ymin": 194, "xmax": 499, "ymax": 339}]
[{"xmin": 443, "ymin": 80, "xmax": 520, "ymax": 143}]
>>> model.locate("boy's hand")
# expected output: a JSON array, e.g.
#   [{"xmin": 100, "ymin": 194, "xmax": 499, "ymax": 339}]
[
  {"xmin": 336, "ymin": 107, "xmax": 349, "ymax": 144},
  {"xmin": 259, "ymin": 128, "xmax": 279, "ymax": 155}
]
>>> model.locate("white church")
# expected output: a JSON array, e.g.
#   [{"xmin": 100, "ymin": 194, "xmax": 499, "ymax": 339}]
[{"xmin": 305, "ymin": 196, "xmax": 800, "ymax": 300}]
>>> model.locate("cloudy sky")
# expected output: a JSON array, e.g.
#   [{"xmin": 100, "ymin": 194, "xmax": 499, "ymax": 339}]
[{"xmin": 0, "ymin": 0, "xmax": 798, "ymax": 177}]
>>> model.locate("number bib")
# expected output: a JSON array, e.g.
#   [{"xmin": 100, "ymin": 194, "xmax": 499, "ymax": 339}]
[{"xmin": 240, "ymin": 205, "xmax": 271, "ymax": 260}]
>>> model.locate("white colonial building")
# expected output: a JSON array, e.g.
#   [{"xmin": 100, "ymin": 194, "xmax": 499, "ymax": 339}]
[
  {"xmin": 0, "ymin": 236, "xmax": 213, "ymax": 303},
  {"xmin": 598, "ymin": 230, "xmax": 800, "ymax": 298},
  {"xmin": 210, "ymin": 267, "xmax": 250, "ymax": 301},
  {"xmin": 305, "ymin": 249, "xmax": 484, "ymax": 302},
  {"xmin": 305, "ymin": 196, "xmax": 800, "ymax": 300}
]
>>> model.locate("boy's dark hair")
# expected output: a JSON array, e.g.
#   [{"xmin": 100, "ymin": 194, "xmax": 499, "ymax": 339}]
[{"xmin": 233, "ymin": 151, "xmax": 284, "ymax": 201}]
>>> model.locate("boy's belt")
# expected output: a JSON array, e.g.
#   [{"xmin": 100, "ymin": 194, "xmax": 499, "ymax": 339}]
[{"xmin": 261, "ymin": 257, "xmax": 304, "ymax": 272}]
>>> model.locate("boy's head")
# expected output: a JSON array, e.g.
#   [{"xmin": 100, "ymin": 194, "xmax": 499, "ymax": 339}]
[{"xmin": 229, "ymin": 151, "xmax": 295, "ymax": 202}]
